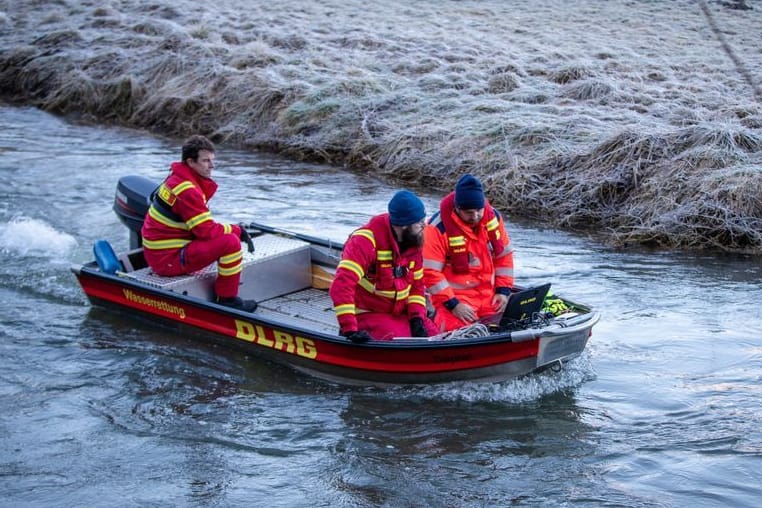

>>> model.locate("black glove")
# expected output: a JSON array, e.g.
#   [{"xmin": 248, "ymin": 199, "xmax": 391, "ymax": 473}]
[
  {"xmin": 341, "ymin": 330, "xmax": 372, "ymax": 343},
  {"xmin": 239, "ymin": 223, "xmax": 255, "ymax": 253},
  {"xmin": 409, "ymin": 317, "xmax": 428, "ymax": 337}
]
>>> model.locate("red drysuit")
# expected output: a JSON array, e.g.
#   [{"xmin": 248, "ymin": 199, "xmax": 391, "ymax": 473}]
[
  {"xmin": 141, "ymin": 161, "xmax": 243, "ymax": 298},
  {"xmin": 329, "ymin": 214, "xmax": 437, "ymax": 340}
]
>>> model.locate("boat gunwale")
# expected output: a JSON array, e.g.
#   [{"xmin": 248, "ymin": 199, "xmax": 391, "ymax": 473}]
[{"xmin": 72, "ymin": 261, "xmax": 599, "ymax": 352}]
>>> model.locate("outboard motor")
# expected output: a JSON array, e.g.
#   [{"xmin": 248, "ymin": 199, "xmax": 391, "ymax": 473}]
[{"xmin": 114, "ymin": 175, "xmax": 159, "ymax": 250}]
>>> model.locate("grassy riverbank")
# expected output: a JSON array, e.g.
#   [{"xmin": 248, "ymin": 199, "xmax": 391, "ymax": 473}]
[{"xmin": 1, "ymin": 0, "xmax": 761, "ymax": 252}]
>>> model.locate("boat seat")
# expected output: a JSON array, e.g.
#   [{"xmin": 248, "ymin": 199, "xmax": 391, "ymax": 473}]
[{"xmin": 122, "ymin": 234, "xmax": 312, "ymax": 302}]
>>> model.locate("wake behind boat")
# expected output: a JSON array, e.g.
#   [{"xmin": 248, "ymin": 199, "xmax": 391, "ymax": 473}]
[{"xmin": 71, "ymin": 175, "xmax": 600, "ymax": 386}]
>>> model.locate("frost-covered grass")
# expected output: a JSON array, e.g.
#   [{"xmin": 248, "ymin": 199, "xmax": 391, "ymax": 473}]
[{"xmin": 1, "ymin": 0, "xmax": 761, "ymax": 251}]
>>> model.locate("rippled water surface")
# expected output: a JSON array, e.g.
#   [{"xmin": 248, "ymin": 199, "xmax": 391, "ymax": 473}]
[{"xmin": 1, "ymin": 106, "xmax": 760, "ymax": 507}]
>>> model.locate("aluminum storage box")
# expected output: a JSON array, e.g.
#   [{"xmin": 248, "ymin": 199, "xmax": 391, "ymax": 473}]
[{"xmin": 124, "ymin": 234, "xmax": 312, "ymax": 302}]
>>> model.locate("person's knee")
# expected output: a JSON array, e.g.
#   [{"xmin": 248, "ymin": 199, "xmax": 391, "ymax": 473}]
[{"xmin": 220, "ymin": 233, "xmax": 242, "ymax": 255}]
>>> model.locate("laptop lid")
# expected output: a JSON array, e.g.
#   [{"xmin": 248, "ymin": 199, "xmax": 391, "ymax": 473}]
[{"xmin": 499, "ymin": 283, "xmax": 552, "ymax": 327}]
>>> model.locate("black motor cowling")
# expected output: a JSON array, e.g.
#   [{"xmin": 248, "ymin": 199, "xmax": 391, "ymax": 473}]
[{"xmin": 114, "ymin": 175, "xmax": 159, "ymax": 249}]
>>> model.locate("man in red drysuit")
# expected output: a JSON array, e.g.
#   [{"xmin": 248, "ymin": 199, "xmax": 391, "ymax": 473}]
[
  {"xmin": 141, "ymin": 135, "xmax": 257, "ymax": 312},
  {"xmin": 329, "ymin": 190, "xmax": 438, "ymax": 342}
]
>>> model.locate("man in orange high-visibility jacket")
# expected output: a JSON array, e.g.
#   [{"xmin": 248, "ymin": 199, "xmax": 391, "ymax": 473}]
[
  {"xmin": 141, "ymin": 135, "xmax": 257, "ymax": 312},
  {"xmin": 329, "ymin": 190, "xmax": 438, "ymax": 343},
  {"xmin": 423, "ymin": 174, "xmax": 515, "ymax": 331}
]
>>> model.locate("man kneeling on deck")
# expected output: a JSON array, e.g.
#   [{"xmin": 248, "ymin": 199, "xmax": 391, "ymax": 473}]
[
  {"xmin": 329, "ymin": 190, "xmax": 439, "ymax": 343},
  {"xmin": 140, "ymin": 135, "xmax": 257, "ymax": 312}
]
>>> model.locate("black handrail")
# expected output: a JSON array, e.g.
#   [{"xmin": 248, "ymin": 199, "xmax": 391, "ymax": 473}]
[{"xmin": 246, "ymin": 221, "xmax": 345, "ymax": 251}]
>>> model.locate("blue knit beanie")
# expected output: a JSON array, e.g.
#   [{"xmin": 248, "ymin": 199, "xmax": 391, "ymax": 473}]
[
  {"xmin": 454, "ymin": 174, "xmax": 485, "ymax": 209},
  {"xmin": 388, "ymin": 190, "xmax": 426, "ymax": 226}
]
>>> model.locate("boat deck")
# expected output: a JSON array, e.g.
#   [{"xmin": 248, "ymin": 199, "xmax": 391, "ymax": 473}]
[{"xmin": 257, "ymin": 287, "xmax": 340, "ymax": 335}]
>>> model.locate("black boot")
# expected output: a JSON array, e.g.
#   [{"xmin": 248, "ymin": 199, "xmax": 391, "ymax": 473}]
[{"xmin": 216, "ymin": 295, "xmax": 258, "ymax": 313}]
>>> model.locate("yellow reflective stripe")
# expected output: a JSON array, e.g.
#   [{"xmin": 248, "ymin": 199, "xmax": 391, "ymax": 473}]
[
  {"xmin": 142, "ymin": 238, "xmax": 191, "ymax": 250},
  {"xmin": 395, "ymin": 286, "xmax": 411, "ymax": 300},
  {"xmin": 220, "ymin": 251, "xmax": 242, "ymax": 265},
  {"xmin": 449, "ymin": 236, "xmax": 466, "ymax": 247},
  {"xmin": 186, "ymin": 211, "xmax": 211, "ymax": 228},
  {"xmin": 358, "ymin": 278, "xmax": 397, "ymax": 299},
  {"xmin": 156, "ymin": 183, "xmax": 177, "ymax": 205},
  {"xmin": 408, "ymin": 294, "xmax": 426, "ymax": 306},
  {"xmin": 358, "ymin": 278, "xmax": 376, "ymax": 293},
  {"xmin": 486, "ymin": 217, "xmax": 499, "ymax": 231},
  {"xmin": 413, "ymin": 268, "xmax": 423, "ymax": 280},
  {"xmin": 223, "ymin": 223, "xmax": 232, "ymax": 234},
  {"xmin": 218, "ymin": 264, "xmax": 242, "ymax": 276},
  {"xmin": 171, "ymin": 181, "xmax": 195, "ymax": 195},
  {"xmin": 377, "ymin": 250, "xmax": 393, "ymax": 261},
  {"xmin": 338, "ymin": 259, "xmax": 364, "ymax": 278},
  {"xmin": 148, "ymin": 206, "xmax": 189, "ymax": 230},
  {"xmin": 334, "ymin": 303, "xmax": 356, "ymax": 316},
  {"xmin": 351, "ymin": 229, "xmax": 375, "ymax": 248}
]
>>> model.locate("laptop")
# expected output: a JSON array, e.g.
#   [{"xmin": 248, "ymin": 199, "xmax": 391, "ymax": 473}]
[{"xmin": 480, "ymin": 283, "xmax": 552, "ymax": 330}]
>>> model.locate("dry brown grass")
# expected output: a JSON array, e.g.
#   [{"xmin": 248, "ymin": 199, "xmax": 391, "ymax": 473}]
[{"xmin": 1, "ymin": 0, "xmax": 761, "ymax": 252}]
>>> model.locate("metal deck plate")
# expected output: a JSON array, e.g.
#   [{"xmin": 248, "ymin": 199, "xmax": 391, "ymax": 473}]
[
  {"xmin": 256, "ymin": 288, "xmax": 339, "ymax": 334},
  {"xmin": 123, "ymin": 234, "xmax": 312, "ymax": 301}
]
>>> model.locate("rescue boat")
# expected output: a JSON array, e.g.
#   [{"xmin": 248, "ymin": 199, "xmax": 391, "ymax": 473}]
[{"xmin": 70, "ymin": 175, "xmax": 600, "ymax": 386}]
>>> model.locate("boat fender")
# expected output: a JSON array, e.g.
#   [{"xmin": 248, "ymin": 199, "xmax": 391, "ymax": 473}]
[
  {"xmin": 93, "ymin": 240, "xmax": 121, "ymax": 274},
  {"xmin": 510, "ymin": 329, "xmax": 538, "ymax": 343}
]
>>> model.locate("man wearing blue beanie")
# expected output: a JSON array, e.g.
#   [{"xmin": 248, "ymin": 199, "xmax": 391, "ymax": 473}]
[
  {"xmin": 388, "ymin": 190, "xmax": 426, "ymax": 226},
  {"xmin": 454, "ymin": 174, "xmax": 485, "ymax": 210},
  {"xmin": 423, "ymin": 174, "xmax": 515, "ymax": 331},
  {"xmin": 330, "ymin": 190, "xmax": 438, "ymax": 342}
]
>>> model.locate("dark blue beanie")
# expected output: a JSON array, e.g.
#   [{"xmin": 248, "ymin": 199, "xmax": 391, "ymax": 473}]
[
  {"xmin": 388, "ymin": 190, "xmax": 426, "ymax": 226},
  {"xmin": 454, "ymin": 174, "xmax": 485, "ymax": 209}
]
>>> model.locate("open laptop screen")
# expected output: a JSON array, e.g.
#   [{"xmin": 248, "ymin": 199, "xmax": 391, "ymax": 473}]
[
  {"xmin": 479, "ymin": 283, "xmax": 552, "ymax": 330},
  {"xmin": 501, "ymin": 283, "xmax": 552, "ymax": 326}
]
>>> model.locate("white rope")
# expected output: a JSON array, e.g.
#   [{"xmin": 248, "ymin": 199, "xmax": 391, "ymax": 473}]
[{"xmin": 437, "ymin": 322, "xmax": 491, "ymax": 340}]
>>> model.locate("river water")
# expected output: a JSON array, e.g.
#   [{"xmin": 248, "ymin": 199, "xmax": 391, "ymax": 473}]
[{"xmin": 1, "ymin": 105, "xmax": 760, "ymax": 507}]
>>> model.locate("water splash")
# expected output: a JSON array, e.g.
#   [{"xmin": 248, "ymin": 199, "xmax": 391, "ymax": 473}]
[
  {"xmin": 0, "ymin": 216, "xmax": 78, "ymax": 257},
  {"xmin": 387, "ymin": 353, "xmax": 597, "ymax": 403}
]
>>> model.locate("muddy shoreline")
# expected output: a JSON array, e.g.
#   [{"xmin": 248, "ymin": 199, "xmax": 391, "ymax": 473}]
[{"xmin": 1, "ymin": 0, "xmax": 760, "ymax": 252}]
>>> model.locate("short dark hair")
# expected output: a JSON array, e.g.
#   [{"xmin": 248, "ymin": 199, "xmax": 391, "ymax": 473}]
[{"xmin": 181, "ymin": 135, "xmax": 215, "ymax": 162}]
